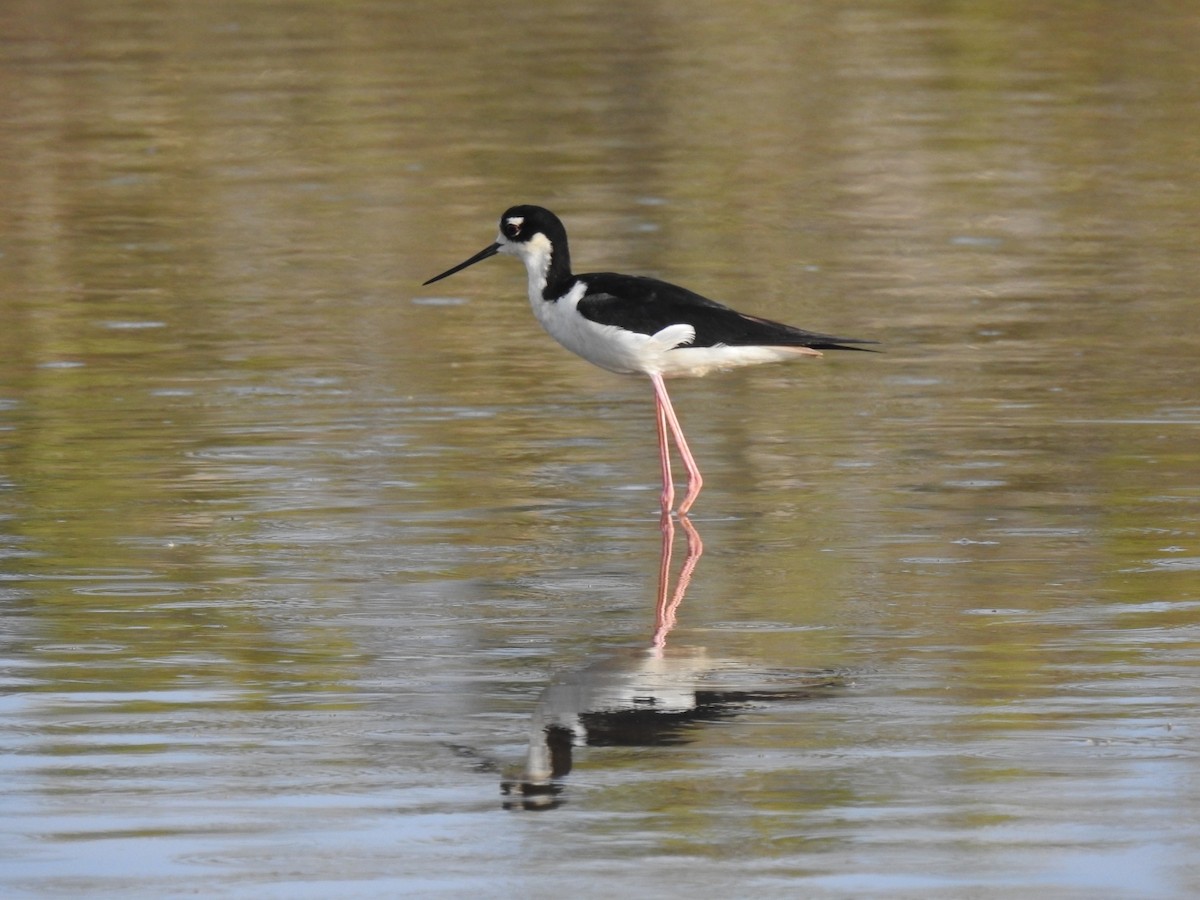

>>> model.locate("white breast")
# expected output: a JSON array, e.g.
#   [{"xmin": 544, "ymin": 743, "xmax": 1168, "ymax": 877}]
[{"xmin": 529, "ymin": 282, "xmax": 676, "ymax": 375}]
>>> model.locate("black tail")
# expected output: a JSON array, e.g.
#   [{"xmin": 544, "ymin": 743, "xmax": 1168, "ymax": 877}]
[{"xmin": 808, "ymin": 338, "xmax": 880, "ymax": 352}]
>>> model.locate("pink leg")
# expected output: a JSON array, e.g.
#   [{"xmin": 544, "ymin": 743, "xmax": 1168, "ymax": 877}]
[
  {"xmin": 654, "ymin": 387, "xmax": 674, "ymax": 514},
  {"xmin": 650, "ymin": 373, "xmax": 703, "ymax": 515}
]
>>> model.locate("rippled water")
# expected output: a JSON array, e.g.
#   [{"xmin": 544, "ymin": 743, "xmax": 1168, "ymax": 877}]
[{"xmin": 2, "ymin": 1, "xmax": 1199, "ymax": 897}]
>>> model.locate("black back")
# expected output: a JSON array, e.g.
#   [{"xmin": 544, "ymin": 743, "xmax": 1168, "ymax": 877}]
[{"xmin": 576, "ymin": 272, "xmax": 875, "ymax": 351}]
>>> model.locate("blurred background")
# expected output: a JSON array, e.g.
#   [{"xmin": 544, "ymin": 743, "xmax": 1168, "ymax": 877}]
[{"xmin": 1, "ymin": 2, "xmax": 1198, "ymax": 897}]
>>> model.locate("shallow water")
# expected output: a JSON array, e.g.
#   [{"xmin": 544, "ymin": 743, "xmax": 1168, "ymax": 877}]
[{"xmin": 2, "ymin": 1, "xmax": 1199, "ymax": 897}]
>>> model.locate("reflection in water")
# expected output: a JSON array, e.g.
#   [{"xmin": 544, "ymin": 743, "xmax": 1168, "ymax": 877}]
[
  {"xmin": 652, "ymin": 512, "xmax": 703, "ymax": 649},
  {"xmin": 501, "ymin": 645, "xmax": 842, "ymax": 812},
  {"xmin": 503, "ymin": 513, "xmax": 838, "ymax": 810}
]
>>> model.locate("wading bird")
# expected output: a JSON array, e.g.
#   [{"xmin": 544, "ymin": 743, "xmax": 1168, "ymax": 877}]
[{"xmin": 423, "ymin": 205, "xmax": 874, "ymax": 515}]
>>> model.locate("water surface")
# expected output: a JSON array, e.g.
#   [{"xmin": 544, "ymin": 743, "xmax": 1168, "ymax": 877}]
[{"xmin": 1, "ymin": 1, "xmax": 1198, "ymax": 897}]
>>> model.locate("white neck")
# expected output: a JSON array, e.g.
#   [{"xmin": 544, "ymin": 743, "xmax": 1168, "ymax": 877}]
[{"xmin": 501, "ymin": 233, "xmax": 554, "ymax": 302}]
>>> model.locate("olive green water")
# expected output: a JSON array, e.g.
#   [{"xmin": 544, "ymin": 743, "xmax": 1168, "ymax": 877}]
[{"xmin": 2, "ymin": 2, "xmax": 1198, "ymax": 897}]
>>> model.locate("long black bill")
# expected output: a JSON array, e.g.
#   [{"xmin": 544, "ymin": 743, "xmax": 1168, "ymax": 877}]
[{"xmin": 422, "ymin": 242, "xmax": 501, "ymax": 286}]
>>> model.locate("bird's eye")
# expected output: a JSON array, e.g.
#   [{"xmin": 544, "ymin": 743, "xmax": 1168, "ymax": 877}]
[{"xmin": 502, "ymin": 221, "xmax": 521, "ymax": 239}]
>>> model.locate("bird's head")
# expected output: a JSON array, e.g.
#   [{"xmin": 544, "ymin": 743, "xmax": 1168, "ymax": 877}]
[{"xmin": 423, "ymin": 205, "xmax": 568, "ymax": 288}]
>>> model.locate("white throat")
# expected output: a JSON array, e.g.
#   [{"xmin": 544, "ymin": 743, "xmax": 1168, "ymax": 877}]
[{"xmin": 500, "ymin": 232, "xmax": 554, "ymax": 302}]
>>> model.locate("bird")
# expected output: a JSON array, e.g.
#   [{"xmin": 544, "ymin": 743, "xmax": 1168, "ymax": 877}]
[{"xmin": 422, "ymin": 205, "xmax": 875, "ymax": 516}]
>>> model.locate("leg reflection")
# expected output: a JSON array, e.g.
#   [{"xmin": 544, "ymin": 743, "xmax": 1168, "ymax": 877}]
[{"xmin": 652, "ymin": 512, "xmax": 703, "ymax": 650}]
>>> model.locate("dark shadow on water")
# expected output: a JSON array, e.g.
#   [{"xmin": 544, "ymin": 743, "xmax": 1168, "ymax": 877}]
[{"xmin": 500, "ymin": 514, "xmax": 844, "ymax": 811}]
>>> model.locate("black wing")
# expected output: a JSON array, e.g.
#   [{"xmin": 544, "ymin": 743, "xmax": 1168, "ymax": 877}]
[{"xmin": 576, "ymin": 273, "xmax": 877, "ymax": 351}]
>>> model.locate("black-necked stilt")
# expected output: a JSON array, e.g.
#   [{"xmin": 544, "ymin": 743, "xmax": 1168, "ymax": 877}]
[{"xmin": 423, "ymin": 205, "xmax": 876, "ymax": 515}]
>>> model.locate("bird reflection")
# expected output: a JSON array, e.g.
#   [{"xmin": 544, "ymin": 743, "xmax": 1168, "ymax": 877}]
[
  {"xmin": 502, "ymin": 515, "xmax": 840, "ymax": 810},
  {"xmin": 501, "ymin": 648, "xmax": 841, "ymax": 811}
]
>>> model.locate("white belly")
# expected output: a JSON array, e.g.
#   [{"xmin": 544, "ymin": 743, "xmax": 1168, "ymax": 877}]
[{"xmin": 528, "ymin": 283, "xmax": 820, "ymax": 378}]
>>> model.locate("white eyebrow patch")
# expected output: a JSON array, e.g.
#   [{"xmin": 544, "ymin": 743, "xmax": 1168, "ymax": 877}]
[{"xmin": 505, "ymin": 216, "xmax": 524, "ymax": 229}]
